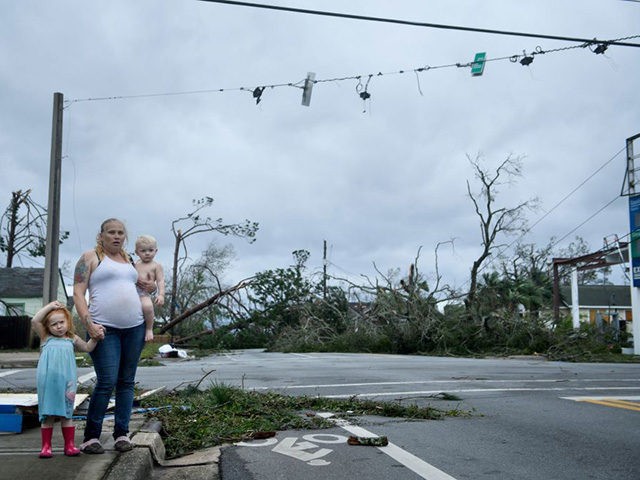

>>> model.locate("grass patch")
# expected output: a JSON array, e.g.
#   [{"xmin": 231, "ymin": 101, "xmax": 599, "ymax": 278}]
[
  {"xmin": 75, "ymin": 353, "xmax": 93, "ymax": 367},
  {"xmin": 141, "ymin": 342, "xmax": 160, "ymax": 360},
  {"xmin": 141, "ymin": 383, "xmax": 467, "ymax": 458},
  {"xmin": 139, "ymin": 343, "xmax": 163, "ymax": 366}
]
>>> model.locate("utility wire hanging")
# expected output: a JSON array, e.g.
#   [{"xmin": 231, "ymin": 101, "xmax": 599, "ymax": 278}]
[
  {"xmin": 199, "ymin": 0, "xmax": 640, "ymax": 48},
  {"xmin": 64, "ymin": 33, "xmax": 640, "ymax": 110}
]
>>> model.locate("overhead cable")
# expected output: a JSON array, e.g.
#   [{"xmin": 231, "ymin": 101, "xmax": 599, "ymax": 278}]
[
  {"xmin": 199, "ymin": 0, "xmax": 640, "ymax": 48},
  {"xmin": 64, "ymin": 32, "xmax": 638, "ymax": 107}
]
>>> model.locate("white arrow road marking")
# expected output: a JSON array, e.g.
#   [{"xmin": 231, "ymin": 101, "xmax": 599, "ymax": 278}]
[
  {"xmin": 318, "ymin": 413, "xmax": 457, "ymax": 480},
  {"xmin": 0, "ymin": 370, "xmax": 20, "ymax": 378}
]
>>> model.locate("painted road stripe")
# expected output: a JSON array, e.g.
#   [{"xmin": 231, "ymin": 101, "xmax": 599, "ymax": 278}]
[
  {"xmin": 318, "ymin": 413, "xmax": 456, "ymax": 480},
  {"xmin": 252, "ymin": 378, "xmax": 640, "ymax": 390},
  {"xmin": 588, "ymin": 399, "xmax": 640, "ymax": 411},
  {"xmin": 562, "ymin": 395, "xmax": 640, "ymax": 401},
  {"xmin": 609, "ymin": 399, "xmax": 640, "ymax": 408},
  {"xmin": 562, "ymin": 396, "xmax": 640, "ymax": 412},
  {"xmin": 0, "ymin": 370, "xmax": 20, "ymax": 378},
  {"xmin": 78, "ymin": 372, "xmax": 96, "ymax": 384},
  {"xmin": 322, "ymin": 386, "xmax": 640, "ymax": 398}
]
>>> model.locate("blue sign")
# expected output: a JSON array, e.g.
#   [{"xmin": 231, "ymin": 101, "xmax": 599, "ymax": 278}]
[{"xmin": 629, "ymin": 195, "xmax": 640, "ymax": 286}]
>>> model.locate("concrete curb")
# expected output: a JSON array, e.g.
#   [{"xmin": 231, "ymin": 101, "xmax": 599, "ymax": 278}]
[
  {"xmin": 100, "ymin": 418, "xmax": 158, "ymax": 480},
  {"xmin": 103, "ymin": 448, "xmax": 154, "ymax": 480},
  {"xmin": 104, "ymin": 419, "xmax": 221, "ymax": 480}
]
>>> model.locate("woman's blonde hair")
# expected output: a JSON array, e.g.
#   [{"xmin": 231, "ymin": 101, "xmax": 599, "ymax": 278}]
[
  {"xmin": 95, "ymin": 217, "xmax": 132, "ymax": 263},
  {"xmin": 45, "ymin": 308, "xmax": 75, "ymax": 339}
]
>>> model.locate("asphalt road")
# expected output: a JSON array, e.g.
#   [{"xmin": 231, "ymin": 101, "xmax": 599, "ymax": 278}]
[{"xmin": 2, "ymin": 350, "xmax": 639, "ymax": 479}]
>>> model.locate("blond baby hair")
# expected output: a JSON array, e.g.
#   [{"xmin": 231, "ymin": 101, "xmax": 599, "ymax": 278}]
[{"xmin": 135, "ymin": 235, "xmax": 157, "ymax": 250}]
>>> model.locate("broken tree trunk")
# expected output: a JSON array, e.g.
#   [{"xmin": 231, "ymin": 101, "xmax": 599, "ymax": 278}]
[{"xmin": 159, "ymin": 279, "xmax": 252, "ymax": 334}]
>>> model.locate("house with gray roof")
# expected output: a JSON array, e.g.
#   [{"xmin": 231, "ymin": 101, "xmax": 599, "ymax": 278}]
[
  {"xmin": 0, "ymin": 267, "xmax": 68, "ymax": 317},
  {"xmin": 559, "ymin": 284, "xmax": 631, "ymax": 329}
]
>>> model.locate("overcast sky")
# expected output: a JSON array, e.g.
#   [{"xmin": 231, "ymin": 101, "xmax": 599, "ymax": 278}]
[{"xmin": 2, "ymin": 0, "xmax": 639, "ymax": 295}]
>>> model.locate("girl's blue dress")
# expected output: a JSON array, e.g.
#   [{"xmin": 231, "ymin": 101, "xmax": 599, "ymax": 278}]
[{"xmin": 36, "ymin": 336, "xmax": 77, "ymax": 422}]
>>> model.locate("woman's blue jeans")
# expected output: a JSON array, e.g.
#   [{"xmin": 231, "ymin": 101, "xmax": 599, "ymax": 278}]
[{"xmin": 84, "ymin": 323, "xmax": 145, "ymax": 441}]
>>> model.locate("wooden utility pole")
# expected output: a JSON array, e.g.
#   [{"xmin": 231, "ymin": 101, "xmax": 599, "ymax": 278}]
[{"xmin": 43, "ymin": 92, "xmax": 64, "ymax": 304}]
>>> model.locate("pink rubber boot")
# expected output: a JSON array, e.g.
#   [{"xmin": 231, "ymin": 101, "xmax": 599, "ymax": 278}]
[
  {"xmin": 39, "ymin": 426, "xmax": 54, "ymax": 458},
  {"xmin": 62, "ymin": 426, "xmax": 81, "ymax": 456}
]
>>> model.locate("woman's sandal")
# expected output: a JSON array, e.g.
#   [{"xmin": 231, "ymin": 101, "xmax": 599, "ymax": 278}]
[
  {"xmin": 80, "ymin": 439, "xmax": 105, "ymax": 454},
  {"xmin": 114, "ymin": 436, "xmax": 133, "ymax": 452}
]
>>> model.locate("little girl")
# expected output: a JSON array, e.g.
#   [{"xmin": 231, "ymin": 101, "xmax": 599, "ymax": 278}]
[{"xmin": 31, "ymin": 301, "xmax": 99, "ymax": 458}]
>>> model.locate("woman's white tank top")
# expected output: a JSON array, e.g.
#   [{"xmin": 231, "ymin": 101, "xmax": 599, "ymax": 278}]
[{"xmin": 88, "ymin": 255, "xmax": 143, "ymax": 329}]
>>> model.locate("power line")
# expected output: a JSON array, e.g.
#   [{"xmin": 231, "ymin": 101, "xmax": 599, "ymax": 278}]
[
  {"xmin": 65, "ymin": 32, "xmax": 638, "ymax": 107},
  {"xmin": 199, "ymin": 0, "xmax": 640, "ymax": 48},
  {"xmin": 552, "ymin": 195, "xmax": 623, "ymax": 247},
  {"xmin": 526, "ymin": 147, "xmax": 626, "ymax": 235}
]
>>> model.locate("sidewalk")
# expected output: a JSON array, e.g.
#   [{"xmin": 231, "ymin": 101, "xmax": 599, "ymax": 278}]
[
  {"xmin": 0, "ymin": 350, "xmax": 40, "ymax": 368},
  {"xmin": 0, "ymin": 351, "xmax": 221, "ymax": 480},
  {"xmin": 0, "ymin": 415, "xmax": 153, "ymax": 480}
]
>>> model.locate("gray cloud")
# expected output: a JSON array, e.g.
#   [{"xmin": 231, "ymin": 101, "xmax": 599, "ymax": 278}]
[{"xmin": 1, "ymin": 0, "xmax": 638, "ymax": 292}]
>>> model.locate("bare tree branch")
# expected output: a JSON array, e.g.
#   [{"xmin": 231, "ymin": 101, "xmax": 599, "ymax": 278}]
[
  {"xmin": 168, "ymin": 197, "xmax": 258, "ymax": 321},
  {"xmin": 160, "ymin": 278, "xmax": 253, "ymax": 334},
  {"xmin": 0, "ymin": 190, "xmax": 69, "ymax": 267},
  {"xmin": 465, "ymin": 154, "xmax": 538, "ymax": 314}
]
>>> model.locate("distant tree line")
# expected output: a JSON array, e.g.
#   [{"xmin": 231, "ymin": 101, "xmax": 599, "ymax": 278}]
[
  {"xmin": 149, "ymin": 156, "xmax": 625, "ymax": 361},
  {"xmin": 2, "ymin": 156, "xmax": 627, "ymax": 360}
]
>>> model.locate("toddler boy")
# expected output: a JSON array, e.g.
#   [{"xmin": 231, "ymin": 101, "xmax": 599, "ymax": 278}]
[{"xmin": 134, "ymin": 235, "xmax": 165, "ymax": 342}]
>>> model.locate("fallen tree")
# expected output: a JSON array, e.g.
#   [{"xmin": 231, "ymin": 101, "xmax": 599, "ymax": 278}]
[{"xmin": 159, "ymin": 278, "xmax": 253, "ymax": 334}]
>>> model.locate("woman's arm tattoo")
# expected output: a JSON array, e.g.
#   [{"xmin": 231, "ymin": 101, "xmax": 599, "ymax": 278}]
[{"xmin": 74, "ymin": 257, "xmax": 89, "ymax": 284}]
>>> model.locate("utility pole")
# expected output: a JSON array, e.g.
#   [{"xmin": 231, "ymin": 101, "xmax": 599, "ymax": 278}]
[{"xmin": 43, "ymin": 92, "xmax": 64, "ymax": 304}]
